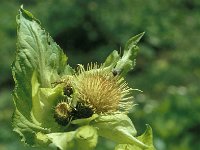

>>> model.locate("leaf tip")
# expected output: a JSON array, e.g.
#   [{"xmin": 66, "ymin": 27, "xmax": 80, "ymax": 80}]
[
  {"xmin": 134, "ymin": 32, "xmax": 145, "ymax": 43},
  {"xmin": 19, "ymin": 5, "xmax": 40, "ymax": 24},
  {"xmin": 20, "ymin": 4, "xmax": 23, "ymax": 9},
  {"xmin": 145, "ymin": 124, "xmax": 152, "ymax": 131}
]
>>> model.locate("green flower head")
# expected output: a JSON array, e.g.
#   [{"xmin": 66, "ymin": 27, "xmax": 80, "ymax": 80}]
[{"xmin": 12, "ymin": 6, "xmax": 155, "ymax": 150}]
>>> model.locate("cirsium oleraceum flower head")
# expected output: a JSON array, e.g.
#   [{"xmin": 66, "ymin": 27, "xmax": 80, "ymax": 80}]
[{"xmin": 72, "ymin": 63, "xmax": 133, "ymax": 114}]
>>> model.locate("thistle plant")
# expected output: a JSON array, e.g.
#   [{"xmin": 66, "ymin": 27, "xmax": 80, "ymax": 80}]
[{"xmin": 12, "ymin": 6, "xmax": 155, "ymax": 150}]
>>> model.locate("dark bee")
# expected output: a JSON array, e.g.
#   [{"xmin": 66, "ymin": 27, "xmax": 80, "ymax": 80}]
[
  {"xmin": 63, "ymin": 85, "xmax": 73, "ymax": 97},
  {"xmin": 71, "ymin": 102, "xmax": 94, "ymax": 120},
  {"xmin": 54, "ymin": 101, "xmax": 94, "ymax": 126}
]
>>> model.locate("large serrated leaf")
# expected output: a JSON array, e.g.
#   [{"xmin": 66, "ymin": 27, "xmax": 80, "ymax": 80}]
[
  {"xmin": 15, "ymin": 7, "xmax": 68, "ymax": 88},
  {"xmin": 12, "ymin": 7, "xmax": 71, "ymax": 145},
  {"xmin": 12, "ymin": 108, "xmax": 49, "ymax": 146}
]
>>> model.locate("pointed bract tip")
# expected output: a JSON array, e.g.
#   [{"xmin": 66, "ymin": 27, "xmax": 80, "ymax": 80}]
[
  {"xmin": 125, "ymin": 32, "xmax": 145, "ymax": 51},
  {"xmin": 134, "ymin": 32, "xmax": 145, "ymax": 43}
]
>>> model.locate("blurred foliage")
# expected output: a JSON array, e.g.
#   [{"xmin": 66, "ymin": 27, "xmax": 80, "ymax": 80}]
[{"xmin": 0, "ymin": 0, "xmax": 200, "ymax": 150}]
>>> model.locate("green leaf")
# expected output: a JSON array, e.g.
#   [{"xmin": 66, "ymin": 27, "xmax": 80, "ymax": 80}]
[
  {"xmin": 12, "ymin": 73, "xmax": 64, "ymax": 145},
  {"xmin": 75, "ymin": 126, "xmax": 98, "ymax": 150},
  {"xmin": 115, "ymin": 144, "xmax": 134, "ymax": 150},
  {"xmin": 35, "ymin": 132, "xmax": 51, "ymax": 147},
  {"xmin": 31, "ymin": 71, "xmax": 42, "ymax": 125},
  {"xmin": 34, "ymin": 83, "xmax": 64, "ymax": 130},
  {"xmin": 46, "ymin": 131, "xmax": 76, "ymax": 150},
  {"xmin": 124, "ymin": 32, "xmax": 145, "ymax": 51},
  {"xmin": 136, "ymin": 125, "xmax": 155, "ymax": 150},
  {"xmin": 12, "ymin": 6, "xmax": 67, "ymax": 118},
  {"xmin": 115, "ymin": 32, "xmax": 144, "ymax": 76},
  {"xmin": 103, "ymin": 50, "xmax": 120, "ymax": 71},
  {"xmin": 12, "ymin": 7, "xmax": 71, "ymax": 145},
  {"xmin": 115, "ymin": 125, "xmax": 155, "ymax": 150},
  {"xmin": 103, "ymin": 33, "xmax": 144, "ymax": 76},
  {"xmin": 91, "ymin": 114, "xmax": 148, "ymax": 149},
  {"xmin": 12, "ymin": 108, "xmax": 49, "ymax": 146},
  {"xmin": 14, "ymin": 6, "xmax": 69, "ymax": 87},
  {"xmin": 38, "ymin": 126, "xmax": 98, "ymax": 150}
]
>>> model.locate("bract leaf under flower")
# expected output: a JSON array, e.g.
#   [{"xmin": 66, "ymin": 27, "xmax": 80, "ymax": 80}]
[
  {"xmin": 46, "ymin": 131, "xmax": 76, "ymax": 150},
  {"xmin": 115, "ymin": 125, "xmax": 155, "ymax": 150},
  {"xmin": 37, "ymin": 126, "xmax": 98, "ymax": 150},
  {"xmin": 75, "ymin": 125, "xmax": 98, "ymax": 150},
  {"xmin": 91, "ymin": 114, "xmax": 149, "ymax": 148}
]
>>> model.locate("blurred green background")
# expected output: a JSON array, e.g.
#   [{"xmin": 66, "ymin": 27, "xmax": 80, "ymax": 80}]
[{"xmin": 0, "ymin": 0, "xmax": 200, "ymax": 150}]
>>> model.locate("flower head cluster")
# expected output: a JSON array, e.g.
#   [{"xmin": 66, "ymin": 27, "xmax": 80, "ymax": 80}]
[
  {"xmin": 53, "ymin": 63, "xmax": 133, "ymax": 126},
  {"xmin": 12, "ymin": 7, "xmax": 154, "ymax": 150}
]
